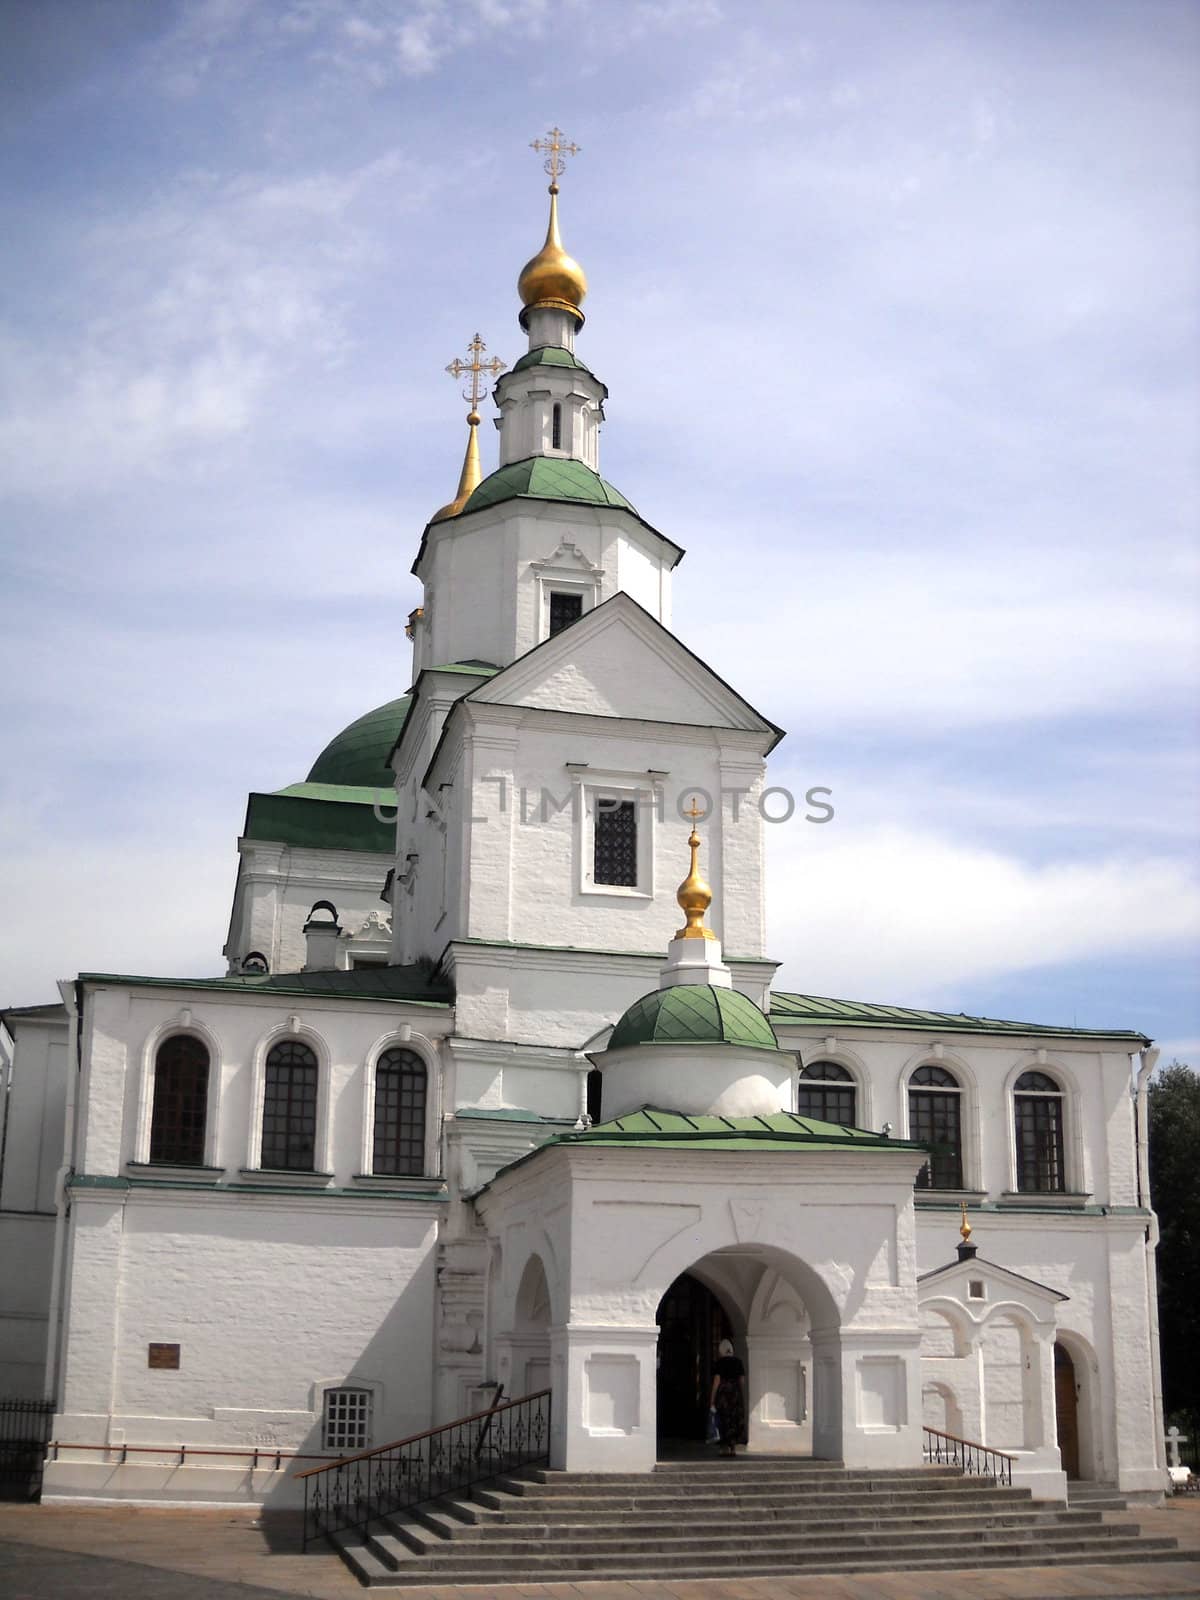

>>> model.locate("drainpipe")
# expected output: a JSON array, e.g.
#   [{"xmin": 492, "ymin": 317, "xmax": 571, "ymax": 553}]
[
  {"xmin": 1134, "ymin": 1045, "xmax": 1166, "ymax": 1477},
  {"xmin": 43, "ymin": 979, "xmax": 82, "ymax": 1406}
]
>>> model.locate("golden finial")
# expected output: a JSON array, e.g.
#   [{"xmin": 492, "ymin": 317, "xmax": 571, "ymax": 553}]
[
  {"xmin": 675, "ymin": 796, "xmax": 717, "ymax": 942},
  {"xmin": 959, "ymin": 1201, "xmax": 973, "ymax": 1244},
  {"xmin": 519, "ymin": 126, "xmax": 587, "ymax": 328},
  {"xmin": 431, "ymin": 334, "xmax": 505, "ymax": 524}
]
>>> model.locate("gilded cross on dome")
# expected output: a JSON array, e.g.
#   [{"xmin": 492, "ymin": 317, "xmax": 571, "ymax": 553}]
[
  {"xmin": 530, "ymin": 125, "xmax": 581, "ymax": 191},
  {"xmin": 445, "ymin": 333, "xmax": 506, "ymax": 418}
]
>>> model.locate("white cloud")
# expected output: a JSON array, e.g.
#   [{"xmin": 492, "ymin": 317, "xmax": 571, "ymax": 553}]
[{"xmin": 764, "ymin": 820, "xmax": 1199, "ymax": 1008}]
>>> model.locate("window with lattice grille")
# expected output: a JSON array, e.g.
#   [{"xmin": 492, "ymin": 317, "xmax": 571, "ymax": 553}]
[
  {"xmin": 549, "ymin": 590, "xmax": 583, "ymax": 636},
  {"xmin": 323, "ymin": 1387, "xmax": 371, "ymax": 1452},
  {"xmin": 261, "ymin": 1041, "xmax": 318, "ymax": 1171},
  {"xmin": 1014, "ymin": 1071, "xmax": 1065, "ymax": 1192},
  {"xmin": 373, "ymin": 1048, "xmax": 427, "ymax": 1176},
  {"xmin": 150, "ymin": 1035, "xmax": 210, "ymax": 1165},
  {"xmin": 593, "ymin": 799, "xmax": 638, "ymax": 887},
  {"xmin": 909, "ymin": 1065, "xmax": 963, "ymax": 1189},
  {"xmin": 796, "ymin": 1060, "xmax": 856, "ymax": 1127}
]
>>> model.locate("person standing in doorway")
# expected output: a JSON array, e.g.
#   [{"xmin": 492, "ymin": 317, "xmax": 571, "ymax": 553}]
[{"xmin": 710, "ymin": 1338, "xmax": 746, "ymax": 1457}]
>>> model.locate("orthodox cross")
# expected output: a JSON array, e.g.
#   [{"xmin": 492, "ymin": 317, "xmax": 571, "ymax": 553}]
[
  {"xmin": 531, "ymin": 125, "xmax": 580, "ymax": 188},
  {"xmin": 685, "ymin": 796, "xmax": 705, "ymax": 824},
  {"xmin": 445, "ymin": 333, "xmax": 505, "ymax": 413}
]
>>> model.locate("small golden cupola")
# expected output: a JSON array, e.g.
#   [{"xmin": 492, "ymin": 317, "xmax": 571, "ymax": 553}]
[
  {"xmin": 431, "ymin": 333, "xmax": 506, "ymax": 524},
  {"xmin": 518, "ymin": 126, "xmax": 588, "ymax": 330},
  {"xmin": 675, "ymin": 798, "xmax": 718, "ymax": 941}
]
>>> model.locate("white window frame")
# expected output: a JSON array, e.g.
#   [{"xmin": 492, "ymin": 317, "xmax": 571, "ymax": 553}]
[
  {"xmin": 319, "ymin": 1384, "xmax": 374, "ymax": 1452},
  {"xmin": 247, "ymin": 1018, "xmax": 333, "ymax": 1176},
  {"xmin": 360, "ymin": 1031, "xmax": 441, "ymax": 1178},
  {"xmin": 570, "ymin": 766, "xmax": 660, "ymax": 900},
  {"xmin": 133, "ymin": 1012, "xmax": 223, "ymax": 1169},
  {"xmin": 529, "ymin": 541, "xmax": 604, "ymax": 643}
]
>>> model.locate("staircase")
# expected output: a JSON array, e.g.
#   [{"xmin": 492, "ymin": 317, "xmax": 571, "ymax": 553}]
[{"xmin": 329, "ymin": 1457, "xmax": 1180, "ymax": 1587}]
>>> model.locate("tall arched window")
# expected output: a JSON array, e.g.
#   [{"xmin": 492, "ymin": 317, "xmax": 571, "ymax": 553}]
[
  {"xmin": 909, "ymin": 1065, "xmax": 963, "ymax": 1189},
  {"xmin": 1014, "ymin": 1071, "xmax": 1065, "ymax": 1192},
  {"xmin": 150, "ymin": 1035, "xmax": 210, "ymax": 1165},
  {"xmin": 796, "ymin": 1060, "xmax": 856, "ymax": 1126},
  {"xmin": 262, "ymin": 1040, "xmax": 318, "ymax": 1171},
  {"xmin": 551, "ymin": 402, "xmax": 563, "ymax": 450},
  {"xmin": 373, "ymin": 1047, "xmax": 427, "ymax": 1176}
]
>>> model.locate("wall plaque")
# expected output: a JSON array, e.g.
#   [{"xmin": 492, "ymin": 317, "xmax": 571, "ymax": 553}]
[{"xmin": 147, "ymin": 1342, "xmax": 180, "ymax": 1369}]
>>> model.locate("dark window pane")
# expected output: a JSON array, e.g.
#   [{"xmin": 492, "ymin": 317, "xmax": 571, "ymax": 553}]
[
  {"xmin": 586, "ymin": 1068, "xmax": 603, "ymax": 1123},
  {"xmin": 551, "ymin": 403, "xmax": 562, "ymax": 449},
  {"xmin": 796, "ymin": 1083, "xmax": 856, "ymax": 1127},
  {"xmin": 150, "ymin": 1036, "xmax": 209, "ymax": 1165},
  {"xmin": 1015, "ymin": 1091, "xmax": 1065, "ymax": 1192},
  {"xmin": 910, "ymin": 1064, "xmax": 959, "ymax": 1089},
  {"xmin": 373, "ymin": 1047, "xmax": 427, "ymax": 1176},
  {"xmin": 549, "ymin": 591, "xmax": 583, "ymax": 636},
  {"xmin": 1015, "ymin": 1070, "xmax": 1059, "ymax": 1093},
  {"xmin": 909, "ymin": 1085, "xmax": 963, "ymax": 1189},
  {"xmin": 798, "ymin": 1060, "xmax": 853, "ymax": 1083},
  {"xmin": 262, "ymin": 1041, "xmax": 318, "ymax": 1171},
  {"xmin": 594, "ymin": 799, "xmax": 638, "ymax": 887}
]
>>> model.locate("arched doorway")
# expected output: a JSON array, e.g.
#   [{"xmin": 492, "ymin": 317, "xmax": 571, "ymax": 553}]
[
  {"xmin": 655, "ymin": 1272, "xmax": 734, "ymax": 1443},
  {"xmin": 1054, "ymin": 1341, "xmax": 1081, "ymax": 1480}
]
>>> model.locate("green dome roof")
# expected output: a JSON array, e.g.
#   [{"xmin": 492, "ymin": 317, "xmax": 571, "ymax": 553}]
[
  {"xmin": 463, "ymin": 456, "xmax": 638, "ymax": 518},
  {"xmin": 609, "ymin": 985, "xmax": 780, "ymax": 1053},
  {"xmin": 509, "ymin": 346, "xmax": 594, "ymax": 374},
  {"xmin": 307, "ymin": 696, "xmax": 411, "ymax": 787}
]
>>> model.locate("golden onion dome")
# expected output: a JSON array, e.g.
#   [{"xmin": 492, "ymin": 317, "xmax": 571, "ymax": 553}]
[
  {"xmin": 518, "ymin": 185, "xmax": 587, "ymax": 328},
  {"xmin": 675, "ymin": 804, "xmax": 717, "ymax": 942}
]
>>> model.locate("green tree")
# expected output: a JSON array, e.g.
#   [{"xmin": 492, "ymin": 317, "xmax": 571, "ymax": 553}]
[{"xmin": 1148, "ymin": 1061, "xmax": 1200, "ymax": 1469}]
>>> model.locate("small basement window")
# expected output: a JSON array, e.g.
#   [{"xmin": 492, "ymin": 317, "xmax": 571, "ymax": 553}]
[{"xmin": 323, "ymin": 1387, "xmax": 372, "ymax": 1452}]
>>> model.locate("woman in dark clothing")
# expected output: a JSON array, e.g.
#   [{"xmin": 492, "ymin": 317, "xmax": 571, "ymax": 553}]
[{"xmin": 709, "ymin": 1338, "xmax": 746, "ymax": 1457}]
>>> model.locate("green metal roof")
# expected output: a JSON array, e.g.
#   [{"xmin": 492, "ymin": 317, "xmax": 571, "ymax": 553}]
[
  {"xmin": 463, "ymin": 456, "xmax": 640, "ymax": 518},
  {"xmin": 609, "ymin": 984, "xmax": 780, "ymax": 1052},
  {"xmin": 561, "ymin": 1108, "xmax": 923, "ymax": 1152},
  {"xmin": 769, "ymin": 991, "xmax": 1151, "ymax": 1045},
  {"xmin": 509, "ymin": 346, "xmax": 594, "ymax": 375},
  {"xmin": 244, "ymin": 791, "xmax": 394, "ymax": 854},
  {"xmin": 307, "ymin": 696, "xmax": 411, "ymax": 787},
  {"xmin": 77, "ymin": 965, "xmax": 452, "ymax": 1006}
]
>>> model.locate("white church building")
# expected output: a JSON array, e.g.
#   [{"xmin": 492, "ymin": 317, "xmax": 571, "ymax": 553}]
[{"xmin": 0, "ymin": 137, "xmax": 1168, "ymax": 1511}]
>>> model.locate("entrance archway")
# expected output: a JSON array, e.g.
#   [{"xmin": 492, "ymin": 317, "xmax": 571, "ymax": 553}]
[
  {"xmin": 1054, "ymin": 1341, "xmax": 1081, "ymax": 1480},
  {"xmin": 655, "ymin": 1273, "xmax": 734, "ymax": 1443}
]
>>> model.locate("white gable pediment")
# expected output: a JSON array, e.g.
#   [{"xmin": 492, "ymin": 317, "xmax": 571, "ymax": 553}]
[{"xmin": 467, "ymin": 593, "xmax": 778, "ymax": 739}]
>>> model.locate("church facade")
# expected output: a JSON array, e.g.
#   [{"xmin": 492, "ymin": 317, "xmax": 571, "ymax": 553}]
[{"xmin": 0, "ymin": 137, "xmax": 1168, "ymax": 1509}]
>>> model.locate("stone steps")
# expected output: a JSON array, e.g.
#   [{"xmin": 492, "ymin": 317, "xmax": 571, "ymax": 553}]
[{"xmin": 320, "ymin": 1460, "xmax": 1179, "ymax": 1588}]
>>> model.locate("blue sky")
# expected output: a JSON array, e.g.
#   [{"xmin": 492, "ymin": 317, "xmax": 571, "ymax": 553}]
[{"xmin": 1, "ymin": 0, "xmax": 1197, "ymax": 1060}]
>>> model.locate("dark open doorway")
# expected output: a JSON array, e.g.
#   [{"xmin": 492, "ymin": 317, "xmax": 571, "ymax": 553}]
[
  {"xmin": 655, "ymin": 1272, "xmax": 734, "ymax": 1443},
  {"xmin": 1054, "ymin": 1341, "xmax": 1081, "ymax": 1479}
]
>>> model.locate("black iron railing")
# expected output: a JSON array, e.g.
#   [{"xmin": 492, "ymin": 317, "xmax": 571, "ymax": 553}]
[
  {"xmin": 295, "ymin": 1388, "xmax": 551, "ymax": 1550},
  {"xmin": 0, "ymin": 1398, "xmax": 55, "ymax": 1501},
  {"xmin": 923, "ymin": 1424, "xmax": 1015, "ymax": 1485}
]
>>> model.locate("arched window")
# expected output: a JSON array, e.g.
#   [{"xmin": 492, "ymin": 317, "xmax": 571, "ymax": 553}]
[
  {"xmin": 150, "ymin": 1035, "xmax": 210, "ymax": 1165},
  {"xmin": 551, "ymin": 402, "xmax": 562, "ymax": 449},
  {"xmin": 797, "ymin": 1060, "xmax": 856, "ymax": 1126},
  {"xmin": 1014, "ymin": 1070, "xmax": 1065, "ymax": 1192},
  {"xmin": 373, "ymin": 1047, "xmax": 427, "ymax": 1176},
  {"xmin": 262, "ymin": 1040, "xmax": 318, "ymax": 1171},
  {"xmin": 909, "ymin": 1064, "xmax": 963, "ymax": 1189},
  {"xmin": 586, "ymin": 1067, "xmax": 603, "ymax": 1124}
]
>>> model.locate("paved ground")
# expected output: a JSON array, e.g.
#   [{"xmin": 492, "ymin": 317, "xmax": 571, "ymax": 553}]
[{"xmin": 0, "ymin": 1497, "xmax": 1197, "ymax": 1600}]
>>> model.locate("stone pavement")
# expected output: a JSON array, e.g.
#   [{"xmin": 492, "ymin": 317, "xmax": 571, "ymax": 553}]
[{"xmin": 0, "ymin": 1498, "xmax": 1198, "ymax": 1600}]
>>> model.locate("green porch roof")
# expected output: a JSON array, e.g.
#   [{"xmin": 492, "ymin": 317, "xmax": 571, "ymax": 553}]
[
  {"xmin": 463, "ymin": 457, "xmax": 639, "ymax": 518},
  {"xmin": 609, "ymin": 984, "xmax": 780, "ymax": 1052},
  {"xmin": 769, "ymin": 991, "xmax": 1151, "ymax": 1045},
  {"xmin": 562, "ymin": 1108, "xmax": 922, "ymax": 1152}
]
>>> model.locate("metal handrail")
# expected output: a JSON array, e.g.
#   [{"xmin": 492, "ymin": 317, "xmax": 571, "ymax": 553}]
[
  {"xmin": 296, "ymin": 1388, "xmax": 551, "ymax": 1550},
  {"xmin": 923, "ymin": 1424, "xmax": 1016, "ymax": 1486},
  {"xmin": 48, "ymin": 1441, "xmax": 338, "ymax": 1469}
]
